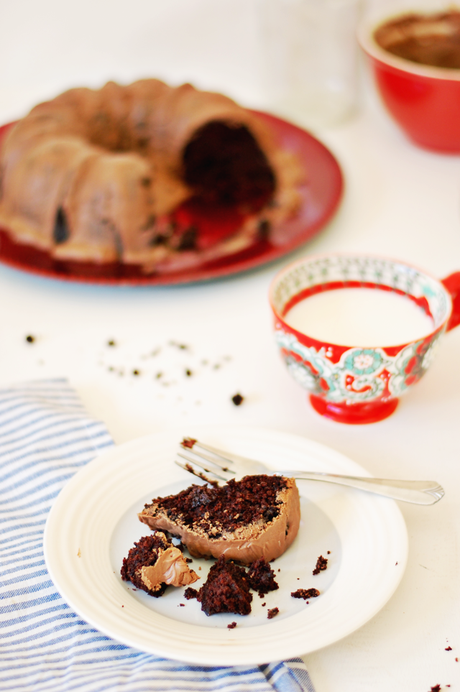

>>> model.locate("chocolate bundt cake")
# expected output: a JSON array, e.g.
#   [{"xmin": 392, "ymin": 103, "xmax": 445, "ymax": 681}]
[
  {"xmin": 138, "ymin": 474, "xmax": 300, "ymax": 564},
  {"xmin": 0, "ymin": 79, "xmax": 303, "ymax": 272},
  {"xmin": 120, "ymin": 531, "xmax": 199, "ymax": 596}
]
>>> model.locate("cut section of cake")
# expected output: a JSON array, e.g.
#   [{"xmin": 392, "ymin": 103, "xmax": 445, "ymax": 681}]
[
  {"xmin": 138, "ymin": 474, "xmax": 300, "ymax": 564},
  {"xmin": 120, "ymin": 531, "xmax": 199, "ymax": 597}
]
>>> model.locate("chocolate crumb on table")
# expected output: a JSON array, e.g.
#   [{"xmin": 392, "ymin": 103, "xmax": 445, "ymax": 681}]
[
  {"xmin": 25, "ymin": 335, "xmax": 36, "ymax": 343},
  {"xmin": 313, "ymin": 555, "xmax": 328, "ymax": 575},
  {"xmin": 445, "ymin": 646, "xmax": 452, "ymax": 651},
  {"xmin": 267, "ymin": 607, "xmax": 279, "ymax": 619},
  {"xmin": 291, "ymin": 588, "xmax": 320, "ymax": 600},
  {"xmin": 430, "ymin": 685, "xmax": 441, "ymax": 692},
  {"xmin": 231, "ymin": 393, "xmax": 244, "ymax": 406},
  {"xmin": 228, "ymin": 622, "xmax": 237, "ymax": 629}
]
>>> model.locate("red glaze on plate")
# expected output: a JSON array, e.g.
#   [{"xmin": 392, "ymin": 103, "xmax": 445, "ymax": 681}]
[{"xmin": 0, "ymin": 112, "xmax": 343, "ymax": 285}]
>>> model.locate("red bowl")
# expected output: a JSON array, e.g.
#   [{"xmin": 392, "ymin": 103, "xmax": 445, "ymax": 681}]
[{"xmin": 358, "ymin": 10, "xmax": 460, "ymax": 153}]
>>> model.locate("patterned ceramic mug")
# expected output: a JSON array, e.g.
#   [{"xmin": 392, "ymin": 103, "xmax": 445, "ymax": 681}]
[{"xmin": 269, "ymin": 254, "xmax": 460, "ymax": 424}]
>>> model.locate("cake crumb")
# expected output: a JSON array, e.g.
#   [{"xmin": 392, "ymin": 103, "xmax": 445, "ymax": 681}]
[
  {"xmin": 184, "ymin": 587, "xmax": 199, "ymax": 600},
  {"xmin": 291, "ymin": 588, "xmax": 320, "ymax": 600},
  {"xmin": 313, "ymin": 555, "xmax": 328, "ymax": 575},
  {"xmin": 227, "ymin": 622, "xmax": 237, "ymax": 629},
  {"xmin": 267, "ymin": 607, "xmax": 279, "ymax": 619},
  {"xmin": 25, "ymin": 335, "xmax": 36, "ymax": 343},
  {"xmin": 446, "ymin": 646, "xmax": 452, "ymax": 651},
  {"xmin": 231, "ymin": 393, "xmax": 244, "ymax": 406},
  {"xmin": 430, "ymin": 685, "xmax": 441, "ymax": 692},
  {"xmin": 197, "ymin": 555, "xmax": 252, "ymax": 616},
  {"xmin": 247, "ymin": 558, "xmax": 279, "ymax": 597}
]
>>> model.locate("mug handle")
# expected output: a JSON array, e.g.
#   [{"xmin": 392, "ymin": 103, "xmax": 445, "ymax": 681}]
[{"xmin": 441, "ymin": 272, "xmax": 460, "ymax": 332}]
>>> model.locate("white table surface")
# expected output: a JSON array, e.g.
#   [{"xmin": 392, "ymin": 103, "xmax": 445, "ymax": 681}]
[{"xmin": 1, "ymin": 1, "xmax": 459, "ymax": 690}]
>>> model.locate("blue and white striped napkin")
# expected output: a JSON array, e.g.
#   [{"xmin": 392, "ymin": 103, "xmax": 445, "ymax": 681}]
[{"xmin": 0, "ymin": 379, "xmax": 316, "ymax": 692}]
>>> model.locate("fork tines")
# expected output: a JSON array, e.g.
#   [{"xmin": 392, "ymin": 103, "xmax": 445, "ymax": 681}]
[{"xmin": 175, "ymin": 437, "xmax": 236, "ymax": 485}]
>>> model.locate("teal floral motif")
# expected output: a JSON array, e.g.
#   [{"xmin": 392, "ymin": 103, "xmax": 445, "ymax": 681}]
[
  {"xmin": 341, "ymin": 373, "xmax": 385, "ymax": 402},
  {"xmin": 275, "ymin": 331, "xmax": 337, "ymax": 396},
  {"xmin": 343, "ymin": 349, "xmax": 384, "ymax": 375},
  {"xmin": 285, "ymin": 358, "xmax": 325, "ymax": 395},
  {"xmin": 389, "ymin": 334, "xmax": 442, "ymax": 396}
]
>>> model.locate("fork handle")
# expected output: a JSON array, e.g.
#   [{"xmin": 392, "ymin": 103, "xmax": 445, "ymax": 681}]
[{"xmin": 285, "ymin": 471, "xmax": 444, "ymax": 505}]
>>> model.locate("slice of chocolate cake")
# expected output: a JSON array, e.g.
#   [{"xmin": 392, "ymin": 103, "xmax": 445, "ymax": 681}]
[
  {"xmin": 197, "ymin": 555, "xmax": 253, "ymax": 616},
  {"xmin": 138, "ymin": 474, "xmax": 300, "ymax": 564},
  {"xmin": 120, "ymin": 531, "xmax": 199, "ymax": 597}
]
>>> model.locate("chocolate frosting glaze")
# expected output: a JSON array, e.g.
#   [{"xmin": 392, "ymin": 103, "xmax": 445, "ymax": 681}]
[
  {"xmin": 140, "ymin": 546, "xmax": 199, "ymax": 591},
  {"xmin": 138, "ymin": 477, "xmax": 301, "ymax": 565}
]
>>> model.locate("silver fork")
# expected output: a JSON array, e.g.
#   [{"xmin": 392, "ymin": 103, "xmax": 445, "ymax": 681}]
[{"xmin": 176, "ymin": 438, "xmax": 445, "ymax": 505}]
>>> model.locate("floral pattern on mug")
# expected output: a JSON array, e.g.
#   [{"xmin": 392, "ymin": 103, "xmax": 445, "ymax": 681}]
[
  {"xmin": 343, "ymin": 349, "xmax": 383, "ymax": 375},
  {"xmin": 275, "ymin": 328, "xmax": 442, "ymax": 405},
  {"xmin": 390, "ymin": 334, "xmax": 443, "ymax": 396}
]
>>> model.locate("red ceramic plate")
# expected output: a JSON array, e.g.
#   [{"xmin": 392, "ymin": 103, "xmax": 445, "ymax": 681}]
[{"xmin": 0, "ymin": 112, "xmax": 343, "ymax": 285}]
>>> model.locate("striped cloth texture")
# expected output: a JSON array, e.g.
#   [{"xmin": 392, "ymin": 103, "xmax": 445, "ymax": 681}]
[{"xmin": 0, "ymin": 379, "xmax": 316, "ymax": 692}]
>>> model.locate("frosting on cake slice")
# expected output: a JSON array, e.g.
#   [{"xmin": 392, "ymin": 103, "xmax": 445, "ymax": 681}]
[
  {"xmin": 120, "ymin": 531, "xmax": 199, "ymax": 596},
  {"xmin": 138, "ymin": 474, "xmax": 300, "ymax": 565}
]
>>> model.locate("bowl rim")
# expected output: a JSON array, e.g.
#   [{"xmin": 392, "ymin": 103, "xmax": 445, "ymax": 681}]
[
  {"xmin": 357, "ymin": 8, "xmax": 460, "ymax": 82},
  {"xmin": 268, "ymin": 251, "xmax": 454, "ymax": 344}
]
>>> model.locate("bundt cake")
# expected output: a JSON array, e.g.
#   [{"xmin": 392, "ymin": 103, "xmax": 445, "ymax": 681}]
[
  {"xmin": 138, "ymin": 474, "xmax": 301, "ymax": 564},
  {"xmin": 0, "ymin": 79, "xmax": 303, "ymax": 273}
]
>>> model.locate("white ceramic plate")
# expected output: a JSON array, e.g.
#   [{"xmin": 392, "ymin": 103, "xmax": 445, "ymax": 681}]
[{"xmin": 44, "ymin": 426, "xmax": 408, "ymax": 666}]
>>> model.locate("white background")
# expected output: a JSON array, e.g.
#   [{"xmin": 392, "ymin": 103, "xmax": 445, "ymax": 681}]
[{"xmin": 0, "ymin": 0, "xmax": 459, "ymax": 689}]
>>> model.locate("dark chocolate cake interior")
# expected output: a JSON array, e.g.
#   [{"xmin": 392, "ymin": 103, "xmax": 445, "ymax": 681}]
[{"xmin": 182, "ymin": 121, "xmax": 276, "ymax": 210}]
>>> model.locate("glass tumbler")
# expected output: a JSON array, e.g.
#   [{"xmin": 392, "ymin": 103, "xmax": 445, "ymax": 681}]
[{"xmin": 258, "ymin": 0, "xmax": 362, "ymax": 128}]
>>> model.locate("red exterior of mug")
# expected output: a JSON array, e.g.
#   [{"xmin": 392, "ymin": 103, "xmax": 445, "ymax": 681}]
[{"xmin": 358, "ymin": 14, "xmax": 460, "ymax": 153}]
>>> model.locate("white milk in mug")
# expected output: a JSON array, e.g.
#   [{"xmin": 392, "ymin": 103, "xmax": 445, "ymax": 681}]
[{"xmin": 285, "ymin": 287, "xmax": 435, "ymax": 346}]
